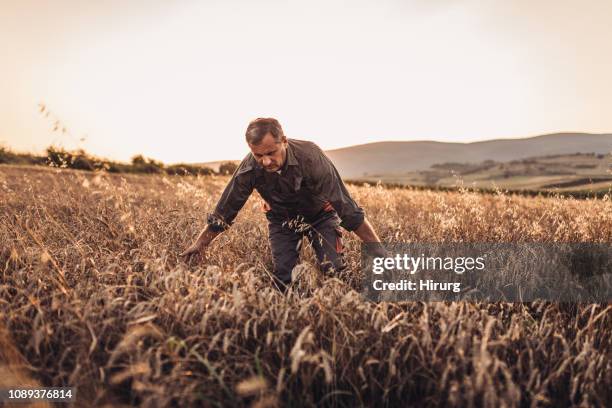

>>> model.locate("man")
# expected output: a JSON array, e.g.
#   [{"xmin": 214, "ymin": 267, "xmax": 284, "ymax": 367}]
[{"xmin": 180, "ymin": 118, "xmax": 382, "ymax": 291}]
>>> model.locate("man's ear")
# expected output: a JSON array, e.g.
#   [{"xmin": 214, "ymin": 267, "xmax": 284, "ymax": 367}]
[{"xmin": 280, "ymin": 135, "xmax": 288, "ymax": 144}]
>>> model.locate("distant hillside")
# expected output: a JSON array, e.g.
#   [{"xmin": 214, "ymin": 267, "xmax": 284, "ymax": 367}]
[
  {"xmin": 356, "ymin": 152, "xmax": 611, "ymax": 193},
  {"xmin": 325, "ymin": 133, "xmax": 612, "ymax": 178}
]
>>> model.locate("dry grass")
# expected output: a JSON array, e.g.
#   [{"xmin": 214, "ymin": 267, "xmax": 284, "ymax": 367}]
[{"xmin": 0, "ymin": 165, "xmax": 610, "ymax": 407}]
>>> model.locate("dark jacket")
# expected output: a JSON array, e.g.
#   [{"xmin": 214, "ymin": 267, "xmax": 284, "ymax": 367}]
[{"xmin": 207, "ymin": 138, "xmax": 365, "ymax": 232}]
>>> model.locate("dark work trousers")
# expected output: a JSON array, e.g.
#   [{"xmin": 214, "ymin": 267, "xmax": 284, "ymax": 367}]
[{"xmin": 267, "ymin": 209, "xmax": 347, "ymax": 291}]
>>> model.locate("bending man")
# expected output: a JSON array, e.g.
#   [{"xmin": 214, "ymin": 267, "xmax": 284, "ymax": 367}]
[{"xmin": 180, "ymin": 118, "xmax": 382, "ymax": 291}]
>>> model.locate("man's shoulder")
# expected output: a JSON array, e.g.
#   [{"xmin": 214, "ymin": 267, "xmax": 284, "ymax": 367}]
[
  {"xmin": 288, "ymin": 138, "xmax": 325, "ymax": 160},
  {"xmin": 288, "ymin": 138, "xmax": 320, "ymax": 150},
  {"xmin": 235, "ymin": 152, "xmax": 257, "ymax": 176}
]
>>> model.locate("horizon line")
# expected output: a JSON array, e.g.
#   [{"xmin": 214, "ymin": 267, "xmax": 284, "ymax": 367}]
[{"xmin": 2, "ymin": 131, "xmax": 611, "ymax": 165}]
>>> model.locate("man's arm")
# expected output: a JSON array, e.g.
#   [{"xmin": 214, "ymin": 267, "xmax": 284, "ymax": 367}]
[
  {"xmin": 353, "ymin": 217, "xmax": 381, "ymax": 243},
  {"xmin": 308, "ymin": 144, "xmax": 365, "ymax": 232},
  {"xmin": 180, "ymin": 156, "xmax": 254, "ymax": 259},
  {"xmin": 353, "ymin": 217, "xmax": 388, "ymax": 257},
  {"xmin": 307, "ymin": 143, "xmax": 385, "ymax": 246}
]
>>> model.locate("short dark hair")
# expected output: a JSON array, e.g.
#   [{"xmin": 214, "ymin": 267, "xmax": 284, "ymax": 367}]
[{"xmin": 245, "ymin": 118, "xmax": 284, "ymax": 145}]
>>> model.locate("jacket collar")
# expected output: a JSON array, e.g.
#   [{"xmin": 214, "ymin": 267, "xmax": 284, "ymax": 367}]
[{"xmin": 285, "ymin": 139, "xmax": 299, "ymax": 167}]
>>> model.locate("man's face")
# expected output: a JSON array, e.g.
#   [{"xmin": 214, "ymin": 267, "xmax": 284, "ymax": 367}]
[{"xmin": 249, "ymin": 133, "xmax": 287, "ymax": 172}]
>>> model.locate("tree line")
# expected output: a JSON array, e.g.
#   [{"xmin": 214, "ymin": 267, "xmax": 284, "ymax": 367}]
[{"xmin": 0, "ymin": 145, "xmax": 238, "ymax": 176}]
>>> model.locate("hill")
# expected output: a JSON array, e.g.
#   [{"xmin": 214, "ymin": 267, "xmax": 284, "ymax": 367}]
[
  {"xmin": 325, "ymin": 133, "xmax": 612, "ymax": 178},
  {"xmin": 356, "ymin": 152, "xmax": 611, "ymax": 193}
]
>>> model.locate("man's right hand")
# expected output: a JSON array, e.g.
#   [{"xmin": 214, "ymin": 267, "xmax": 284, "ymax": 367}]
[
  {"xmin": 179, "ymin": 241, "xmax": 206, "ymax": 260},
  {"xmin": 179, "ymin": 225, "xmax": 221, "ymax": 262}
]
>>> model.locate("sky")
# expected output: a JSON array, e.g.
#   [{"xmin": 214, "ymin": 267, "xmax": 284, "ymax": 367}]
[{"xmin": 1, "ymin": 0, "xmax": 611, "ymax": 164}]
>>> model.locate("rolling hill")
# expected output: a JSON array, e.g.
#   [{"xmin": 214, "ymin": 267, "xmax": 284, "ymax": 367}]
[
  {"xmin": 325, "ymin": 133, "xmax": 612, "ymax": 178},
  {"xmin": 356, "ymin": 152, "xmax": 611, "ymax": 193}
]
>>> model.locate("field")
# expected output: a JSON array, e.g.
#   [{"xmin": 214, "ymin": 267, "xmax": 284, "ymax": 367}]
[
  {"xmin": 1, "ymin": 164, "xmax": 611, "ymax": 407},
  {"xmin": 359, "ymin": 153, "xmax": 612, "ymax": 194}
]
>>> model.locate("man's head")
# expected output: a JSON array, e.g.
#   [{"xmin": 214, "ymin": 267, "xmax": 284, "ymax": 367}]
[{"xmin": 245, "ymin": 118, "xmax": 288, "ymax": 172}]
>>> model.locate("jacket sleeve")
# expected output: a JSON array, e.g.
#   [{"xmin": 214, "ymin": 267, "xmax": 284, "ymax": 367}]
[
  {"xmin": 308, "ymin": 144, "xmax": 365, "ymax": 231},
  {"xmin": 207, "ymin": 157, "xmax": 255, "ymax": 232}
]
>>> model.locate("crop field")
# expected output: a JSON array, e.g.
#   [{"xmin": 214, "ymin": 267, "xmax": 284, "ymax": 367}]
[{"xmin": 0, "ymin": 164, "xmax": 611, "ymax": 407}]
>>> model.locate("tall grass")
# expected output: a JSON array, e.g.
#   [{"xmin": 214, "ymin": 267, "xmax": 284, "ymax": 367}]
[{"xmin": 0, "ymin": 165, "xmax": 610, "ymax": 407}]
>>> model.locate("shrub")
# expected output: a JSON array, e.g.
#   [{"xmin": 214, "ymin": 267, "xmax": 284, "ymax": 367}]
[
  {"xmin": 218, "ymin": 161, "xmax": 239, "ymax": 175},
  {"xmin": 46, "ymin": 146, "xmax": 72, "ymax": 168},
  {"xmin": 165, "ymin": 164, "xmax": 214, "ymax": 176},
  {"xmin": 70, "ymin": 150, "xmax": 95, "ymax": 171},
  {"xmin": 131, "ymin": 155, "xmax": 165, "ymax": 174},
  {"xmin": 0, "ymin": 146, "xmax": 15, "ymax": 164}
]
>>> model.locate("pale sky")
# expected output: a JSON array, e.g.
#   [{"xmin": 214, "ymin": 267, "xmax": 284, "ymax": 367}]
[{"xmin": 1, "ymin": 0, "xmax": 611, "ymax": 163}]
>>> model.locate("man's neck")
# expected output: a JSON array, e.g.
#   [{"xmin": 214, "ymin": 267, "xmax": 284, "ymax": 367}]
[{"xmin": 278, "ymin": 144, "xmax": 290, "ymax": 173}]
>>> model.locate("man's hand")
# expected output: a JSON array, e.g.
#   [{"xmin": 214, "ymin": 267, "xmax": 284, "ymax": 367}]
[
  {"xmin": 179, "ymin": 225, "xmax": 221, "ymax": 262},
  {"xmin": 179, "ymin": 241, "xmax": 206, "ymax": 259}
]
